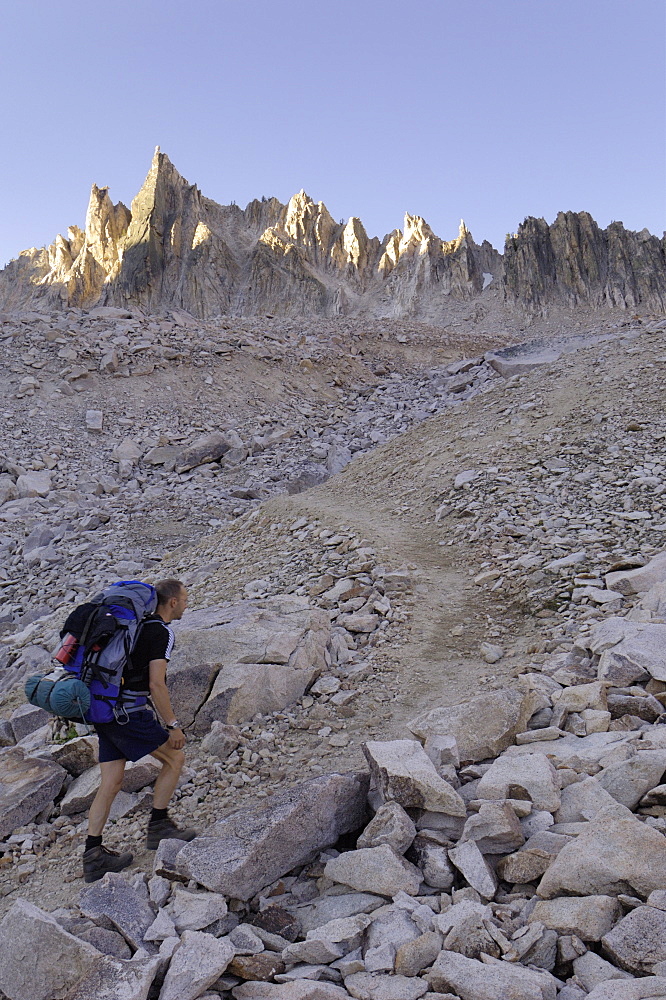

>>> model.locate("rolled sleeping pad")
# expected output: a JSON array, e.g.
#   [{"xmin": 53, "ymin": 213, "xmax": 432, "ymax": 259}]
[{"xmin": 24, "ymin": 674, "xmax": 91, "ymax": 721}]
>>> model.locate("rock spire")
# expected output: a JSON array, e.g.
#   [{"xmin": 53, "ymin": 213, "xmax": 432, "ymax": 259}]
[{"xmin": 1, "ymin": 151, "xmax": 664, "ymax": 318}]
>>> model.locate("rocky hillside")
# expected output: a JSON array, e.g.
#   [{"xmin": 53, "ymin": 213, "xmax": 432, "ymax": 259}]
[
  {"xmin": 1, "ymin": 296, "xmax": 666, "ymax": 997},
  {"xmin": 2, "ymin": 149, "xmax": 665, "ymax": 319}
]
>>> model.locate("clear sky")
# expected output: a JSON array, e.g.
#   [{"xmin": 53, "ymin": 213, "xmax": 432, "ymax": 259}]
[{"xmin": 2, "ymin": 0, "xmax": 664, "ymax": 267}]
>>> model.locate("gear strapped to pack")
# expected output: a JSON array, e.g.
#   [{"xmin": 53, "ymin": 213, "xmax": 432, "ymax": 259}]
[{"xmin": 25, "ymin": 580, "xmax": 158, "ymax": 725}]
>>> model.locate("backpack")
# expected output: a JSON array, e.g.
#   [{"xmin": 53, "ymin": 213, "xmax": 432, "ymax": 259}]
[{"xmin": 25, "ymin": 580, "xmax": 158, "ymax": 725}]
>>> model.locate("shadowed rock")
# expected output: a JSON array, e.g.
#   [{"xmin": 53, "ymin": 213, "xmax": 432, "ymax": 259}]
[
  {"xmin": 0, "ymin": 899, "xmax": 102, "ymax": 1000},
  {"xmin": 0, "ymin": 747, "xmax": 66, "ymax": 838}
]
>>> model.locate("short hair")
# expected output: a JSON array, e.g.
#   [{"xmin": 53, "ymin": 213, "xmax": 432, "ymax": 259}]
[{"xmin": 155, "ymin": 579, "xmax": 185, "ymax": 605}]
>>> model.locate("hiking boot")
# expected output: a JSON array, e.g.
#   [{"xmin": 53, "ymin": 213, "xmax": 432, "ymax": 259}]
[
  {"xmin": 82, "ymin": 844, "xmax": 133, "ymax": 883},
  {"xmin": 146, "ymin": 817, "xmax": 197, "ymax": 850}
]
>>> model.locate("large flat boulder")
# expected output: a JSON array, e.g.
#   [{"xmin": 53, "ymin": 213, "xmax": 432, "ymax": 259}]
[
  {"xmin": 0, "ymin": 747, "xmax": 66, "ymax": 837},
  {"xmin": 485, "ymin": 348, "xmax": 562, "ymax": 379},
  {"xmin": 502, "ymin": 730, "xmax": 636, "ymax": 770},
  {"xmin": 174, "ymin": 429, "xmax": 242, "ymax": 473},
  {"xmin": 167, "ymin": 597, "xmax": 330, "ymax": 732},
  {"xmin": 232, "ymin": 983, "xmax": 350, "ymax": 999},
  {"xmin": 176, "ymin": 771, "xmax": 369, "ymax": 899},
  {"xmin": 555, "ymin": 774, "xmax": 628, "ymax": 824},
  {"xmin": 408, "ymin": 687, "xmax": 538, "ymax": 763},
  {"xmin": 538, "ymin": 808, "xmax": 666, "ymax": 899},
  {"xmin": 594, "ymin": 750, "xmax": 666, "ymax": 809},
  {"xmin": 344, "ymin": 971, "xmax": 430, "ymax": 999},
  {"xmin": 0, "ymin": 899, "xmax": 102, "ymax": 1000}
]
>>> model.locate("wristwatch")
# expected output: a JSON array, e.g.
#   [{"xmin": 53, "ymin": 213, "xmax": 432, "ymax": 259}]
[{"xmin": 165, "ymin": 721, "xmax": 181, "ymax": 730}]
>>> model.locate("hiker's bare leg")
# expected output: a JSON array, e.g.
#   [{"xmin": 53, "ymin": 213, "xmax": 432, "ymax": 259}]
[
  {"xmin": 151, "ymin": 744, "xmax": 185, "ymax": 809},
  {"xmin": 88, "ymin": 759, "xmax": 126, "ymax": 837}
]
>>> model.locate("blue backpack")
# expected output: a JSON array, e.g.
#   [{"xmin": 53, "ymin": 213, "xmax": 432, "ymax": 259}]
[{"xmin": 25, "ymin": 580, "xmax": 158, "ymax": 725}]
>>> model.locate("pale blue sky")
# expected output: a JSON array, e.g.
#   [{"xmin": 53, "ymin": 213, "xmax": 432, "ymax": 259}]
[{"xmin": 2, "ymin": 0, "xmax": 664, "ymax": 267}]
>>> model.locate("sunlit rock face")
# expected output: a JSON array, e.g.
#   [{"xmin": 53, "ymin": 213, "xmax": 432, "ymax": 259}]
[{"xmin": 1, "ymin": 148, "xmax": 664, "ymax": 318}]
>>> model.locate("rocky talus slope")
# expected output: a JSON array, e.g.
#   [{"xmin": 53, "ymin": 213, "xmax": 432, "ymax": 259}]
[
  {"xmin": 1, "ymin": 149, "xmax": 665, "ymax": 319},
  {"xmin": 0, "ymin": 302, "xmax": 666, "ymax": 999}
]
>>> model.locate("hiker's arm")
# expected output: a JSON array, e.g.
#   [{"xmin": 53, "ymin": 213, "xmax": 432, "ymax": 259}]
[{"xmin": 148, "ymin": 659, "xmax": 185, "ymax": 748}]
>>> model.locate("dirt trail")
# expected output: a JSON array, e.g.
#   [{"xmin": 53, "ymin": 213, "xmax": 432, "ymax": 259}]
[{"xmin": 283, "ymin": 498, "xmax": 502, "ymax": 726}]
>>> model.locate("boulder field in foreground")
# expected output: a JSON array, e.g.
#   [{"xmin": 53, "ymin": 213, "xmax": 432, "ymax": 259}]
[{"xmin": 4, "ymin": 577, "xmax": 666, "ymax": 998}]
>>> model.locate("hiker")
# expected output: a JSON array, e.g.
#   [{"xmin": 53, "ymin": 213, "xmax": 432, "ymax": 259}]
[{"xmin": 82, "ymin": 578, "xmax": 197, "ymax": 883}]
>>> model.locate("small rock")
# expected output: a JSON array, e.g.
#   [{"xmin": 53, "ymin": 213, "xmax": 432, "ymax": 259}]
[
  {"xmin": 159, "ymin": 930, "xmax": 235, "ymax": 1000},
  {"xmin": 85, "ymin": 409, "xmax": 103, "ymax": 431},
  {"xmin": 201, "ymin": 721, "xmax": 242, "ymax": 760},
  {"xmin": 362, "ymin": 740, "xmax": 466, "ymax": 815},
  {"xmin": 394, "ymin": 930, "xmax": 443, "ymax": 977},
  {"xmin": 345, "ymin": 971, "xmax": 430, "ymax": 999},
  {"xmin": 357, "ymin": 801, "xmax": 416, "ymax": 854},
  {"xmin": 460, "ymin": 800, "xmax": 525, "ymax": 854},
  {"xmin": 480, "ymin": 642, "xmax": 504, "ymax": 664},
  {"xmin": 79, "ymin": 872, "xmax": 156, "ymax": 951},
  {"xmin": 16, "ymin": 471, "xmax": 51, "ymax": 498},
  {"xmin": 324, "ymin": 844, "xmax": 422, "ymax": 897},
  {"xmin": 228, "ymin": 952, "xmax": 286, "ymax": 981},
  {"xmin": 601, "ymin": 903, "xmax": 666, "ymax": 974},
  {"xmin": 530, "ymin": 895, "xmax": 621, "ymax": 941},
  {"xmin": 143, "ymin": 907, "xmax": 178, "ymax": 943},
  {"xmin": 9, "ymin": 704, "xmax": 50, "ymax": 742},
  {"xmin": 167, "ymin": 885, "xmax": 228, "ymax": 932},
  {"xmin": 573, "ymin": 950, "xmax": 635, "ymax": 992},
  {"xmin": 230, "ymin": 922, "xmax": 265, "ymax": 955},
  {"xmin": 448, "ymin": 840, "xmax": 497, "ymax": 899}
]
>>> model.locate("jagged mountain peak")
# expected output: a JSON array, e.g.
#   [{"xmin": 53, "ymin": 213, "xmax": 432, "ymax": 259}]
[{"xmin": 1, "ymin": 150, "xmax": 664, "ymax": 318}]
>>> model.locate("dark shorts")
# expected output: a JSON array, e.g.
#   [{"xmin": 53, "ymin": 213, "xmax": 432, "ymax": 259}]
[{"xmin": 94, "ymin": 709, "xmax": 169, "ymax": 763}]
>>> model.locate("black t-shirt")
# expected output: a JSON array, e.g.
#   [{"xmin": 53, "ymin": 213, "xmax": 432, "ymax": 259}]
[{"xmin": 123, "ymin": 615, "xmax": 175, "ymax": 691}]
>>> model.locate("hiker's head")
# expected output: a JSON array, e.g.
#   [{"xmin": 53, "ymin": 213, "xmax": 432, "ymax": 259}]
[{"xmin": 155, "ymin": 579, "xmax": 188, "ymax": 621}]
